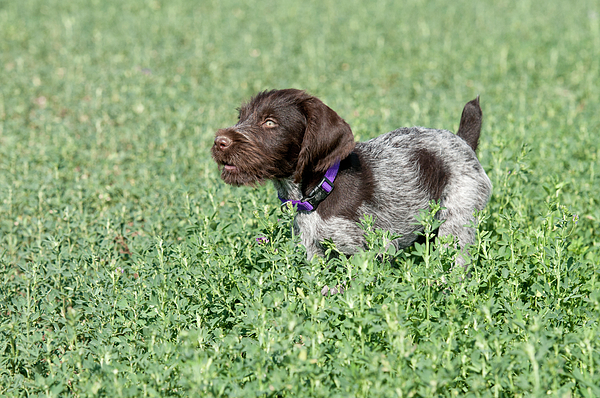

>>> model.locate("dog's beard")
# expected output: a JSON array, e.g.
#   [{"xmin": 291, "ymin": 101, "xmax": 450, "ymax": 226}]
[
  {"xmin": 212, "ymin": 138, "xmax": 298, "ymax": 186},
  {"xmin": 219, "ymin": 163, "xmax": 265, "ymax": 186},
  {"xmin": 212, "ymin": 149, "xmax": 277, "ymax": 187}
]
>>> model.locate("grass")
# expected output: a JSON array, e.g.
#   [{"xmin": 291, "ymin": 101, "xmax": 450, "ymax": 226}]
[{"xmin": 1, "ymin": 0, "xmax": 599, "ymax": 396}]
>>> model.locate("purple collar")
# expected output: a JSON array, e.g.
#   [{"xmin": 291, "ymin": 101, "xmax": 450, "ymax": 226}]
[{"xmin": 279, "ymin": 161, "xmax": 340, "ymax": 212}]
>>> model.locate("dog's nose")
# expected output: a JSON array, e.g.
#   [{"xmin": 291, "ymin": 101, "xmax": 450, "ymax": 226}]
[{"xmin": 214, "ymin": 136, "xmax": 232, "ymax": 150}]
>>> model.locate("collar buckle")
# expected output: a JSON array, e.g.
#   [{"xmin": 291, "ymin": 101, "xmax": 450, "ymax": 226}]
[
  {"xmin": 301, "ymin": 175, "xmax": 334, "ymax": 210},
  {"xmin": 278, "ymin": 160, "xmax": 341, "ymax": 213}
]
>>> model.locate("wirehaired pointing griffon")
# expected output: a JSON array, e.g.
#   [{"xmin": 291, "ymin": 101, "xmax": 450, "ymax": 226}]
[{"xmin": 212, "ymin": 89, "xmax": 492, "ymax": 263}]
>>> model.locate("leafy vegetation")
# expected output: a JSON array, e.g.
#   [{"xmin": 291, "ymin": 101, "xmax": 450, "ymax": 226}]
[{"xmin": 1, "ymin": 0, "xmax": 599, "ymax": 396}]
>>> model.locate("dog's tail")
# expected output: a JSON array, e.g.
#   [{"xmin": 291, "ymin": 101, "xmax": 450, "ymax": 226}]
[{"xmin": 456, "ymin": 96, "xmax": 482, "ymax": 152}]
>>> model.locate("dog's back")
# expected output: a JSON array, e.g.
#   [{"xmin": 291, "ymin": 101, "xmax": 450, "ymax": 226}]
[{"xmin": 356, "ymin": 126, "xmax": 491, "ymax": 249}]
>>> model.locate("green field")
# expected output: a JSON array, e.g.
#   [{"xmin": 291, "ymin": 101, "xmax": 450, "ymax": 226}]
[{"xmin": 1, "ymin": 0, "xmax": 599, "ymax": 396}]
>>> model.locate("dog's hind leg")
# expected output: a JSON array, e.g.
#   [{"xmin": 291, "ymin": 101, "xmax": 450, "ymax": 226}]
[
  {"xmin": 437, "ymin": 172, "xmax": 491, "ymax": 267},
  {"xmin": 437, "ymin": 208, "xmax": 476, "ymax": 267}
]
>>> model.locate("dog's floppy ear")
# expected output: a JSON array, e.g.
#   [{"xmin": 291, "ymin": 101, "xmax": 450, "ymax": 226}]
[{"xmin": 293, "ymin": 96, "xmax": 355, "ymax": 183}]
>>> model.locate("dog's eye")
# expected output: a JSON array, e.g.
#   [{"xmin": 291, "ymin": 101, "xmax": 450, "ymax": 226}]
[{"xmin": 263, "ymin": 119, "xmax": 277, "ymax": 128}]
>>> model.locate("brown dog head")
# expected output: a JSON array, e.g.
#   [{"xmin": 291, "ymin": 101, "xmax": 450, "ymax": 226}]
[{"xmin": 211, "ymin": 89, "xmax": 355, "ymax": 186}]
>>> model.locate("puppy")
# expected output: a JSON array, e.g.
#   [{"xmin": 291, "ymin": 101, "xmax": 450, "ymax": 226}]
[{"xmin": 212, "ymin": 89, "xmax": 492, "ymax": 263}]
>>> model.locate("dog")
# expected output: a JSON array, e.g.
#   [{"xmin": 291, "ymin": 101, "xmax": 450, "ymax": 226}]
[{"xmin": 211, "ymin": 89, "xmax": 492, "ymax": 265}]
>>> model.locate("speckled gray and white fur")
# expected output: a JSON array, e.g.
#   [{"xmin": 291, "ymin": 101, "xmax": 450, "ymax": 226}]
[{"xmin": 274, "ymin": 127, "xmax": 492, "ymax": 261}]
